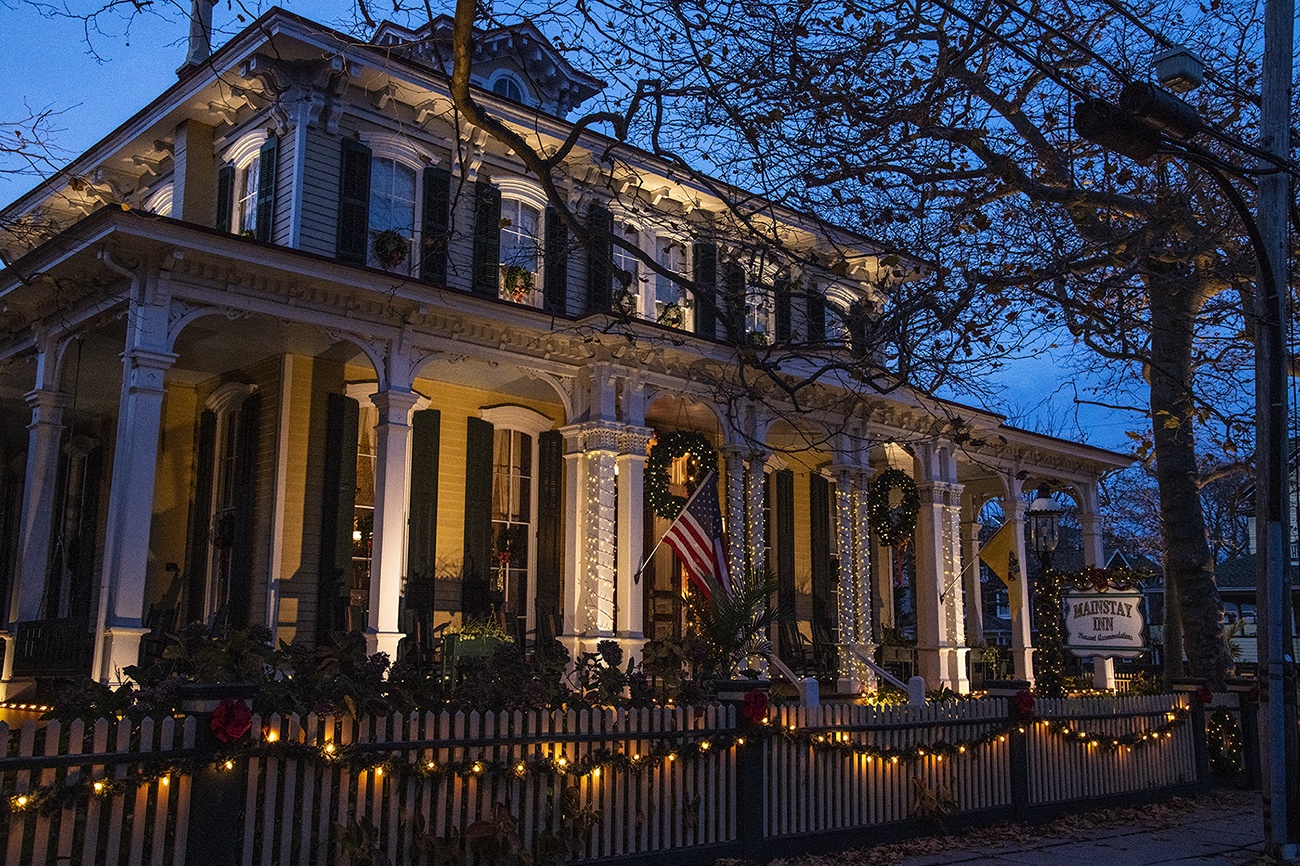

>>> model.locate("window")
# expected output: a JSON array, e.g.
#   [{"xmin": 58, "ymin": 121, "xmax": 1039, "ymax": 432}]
[
  {"xmin": 654, "ymin": 237, "xmax": 692, "ymax": 329},
  {"xmin": 369, "ymin": 157, "xmax": 418, "ymax": 271},
  {"xmin": 612, "ymin": 223, "xmax": 642, "ymax": 315},
  {"xmin": 500, "ymin": 198, "xmax": 541, "ymax": 304},
  {"xmin": 217, "ymin": 132, "xmax": 277, "ymax": 242},
  {"xmin": 492, "ymin": 75, "xmax": 527, "ymax": 103},
  {"xmin": 746, "ymin": 286, "xmax": 772, "ymax": 340},
  {"xmin": 201, "ymin": 382, "xmax": 257, "ymax": 626},
  {"xmin": 350, "ymin": 402, "xmax": 379, "ymax": 632},
  {"xmin": 237, "ymin": 154, "xmax": 260, "ymax": 235}
]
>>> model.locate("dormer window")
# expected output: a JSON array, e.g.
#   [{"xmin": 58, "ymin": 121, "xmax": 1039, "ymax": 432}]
[
  {"xmin": 236, "ymin": 155, "xmax": 261, "ymax": 235},
  {"xmin": 492, "ymin": 74, "xmax": 528, "ymax": 103}
]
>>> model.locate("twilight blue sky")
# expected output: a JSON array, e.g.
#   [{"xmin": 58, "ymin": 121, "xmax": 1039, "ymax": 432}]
[{"xmin": 0, "ymin": 1, "xmax": 1148, "ymax": 455}]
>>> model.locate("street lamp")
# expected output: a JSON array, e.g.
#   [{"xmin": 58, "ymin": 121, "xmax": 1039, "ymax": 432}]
[{"xmin": 1027, "ymin": 483, "xmax": 1063, "ymax": 573}]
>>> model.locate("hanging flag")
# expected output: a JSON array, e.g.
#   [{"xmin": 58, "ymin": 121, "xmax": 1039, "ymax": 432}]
[
  {"xmin": 978, "ymin": 520, "xmax": 1023, "ymax": 618},
  {"xmin": 661, "ymin": 471, "xmax": 732, "ymax": 603}
]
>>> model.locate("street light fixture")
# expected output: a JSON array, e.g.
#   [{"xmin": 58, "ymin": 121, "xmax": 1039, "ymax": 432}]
[{"xmin": 1027, "ymin": 483, "xmax": 1063, "ymax": 573}]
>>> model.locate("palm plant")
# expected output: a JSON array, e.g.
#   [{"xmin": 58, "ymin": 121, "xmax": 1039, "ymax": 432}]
[{"xmin": 688, "ymin": 570, "xmax": 780, "ymax": 678}]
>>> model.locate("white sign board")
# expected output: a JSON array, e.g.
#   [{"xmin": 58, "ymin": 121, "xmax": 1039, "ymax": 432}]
[{"xmin": 1063, "ymin": 591, "xmax": 1146, "ymax": 659}]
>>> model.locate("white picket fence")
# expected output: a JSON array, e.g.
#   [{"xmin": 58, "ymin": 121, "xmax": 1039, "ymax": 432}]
[
  {"xmin": 1028, "ymin": 694, "xmax": 1197, "ymax": 804},
  {"xmin": 0, "ymin": 715, "xmax": 196, "ymax": 866},
  {"xmin": 0, "ymin": 693, "xmax": 1208, "ymax": 865}
]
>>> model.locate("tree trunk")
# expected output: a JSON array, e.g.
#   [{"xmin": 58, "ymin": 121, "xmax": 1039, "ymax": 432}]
[
  {"xmin": 1146, "ymin": 266, "xmax": 1232, "ymax": 687},
  {"xmin": 1162, "ymin": 565, "xmax": 1185, "ymax": 684}
]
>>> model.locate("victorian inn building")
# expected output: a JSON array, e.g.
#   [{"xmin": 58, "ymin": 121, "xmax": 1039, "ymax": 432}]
[{"xmin": 0, "ymin": 8, "xmax": 1128, "ymax": 698}]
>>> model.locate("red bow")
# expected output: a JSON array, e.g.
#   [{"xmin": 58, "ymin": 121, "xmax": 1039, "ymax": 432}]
[
  {"xmin": 742, "ymin": 690, "xmax": 769, "ymax": 725},
  {"xmin": 211, "ymin": 698, "xmax": 253, "ymax": 744},
  {"xmin": 1013, "ymin": 689, "xmax": 1035, "ymax": 716}
]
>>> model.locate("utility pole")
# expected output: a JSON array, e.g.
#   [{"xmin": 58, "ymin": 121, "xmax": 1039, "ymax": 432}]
[
  {"xmin": 1074, "ymin": 4, "xmax": 1298, "ymax": 854},
  {"xmin": 1254, "ymin": 0, "xmax": 1298, "ymax": 856}
]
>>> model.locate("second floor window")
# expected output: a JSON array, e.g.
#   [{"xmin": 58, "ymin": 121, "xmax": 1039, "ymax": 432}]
[
  {"xmin": 612, "ymin": 224, "xmax": 642, "ymax": 315},
  {"xmin": 369, "ymin": 158, "xmax": 417, "ymax": 271},
  {"xmin": 654, "ymin": 238, "xmax": 692, "ymax": 329},
  {"xmin": 237, "ymin": 155, "xmax": 260, "ymax": 235},
  {"xmin": 500, "ymin": 198, "xmax": 541, "ymax": 305}
]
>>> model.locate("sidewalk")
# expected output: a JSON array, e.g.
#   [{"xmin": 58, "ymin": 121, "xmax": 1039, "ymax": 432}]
[{"xmin": 753, "ymin": 790, "xmax": 1272, "ymax": 866}]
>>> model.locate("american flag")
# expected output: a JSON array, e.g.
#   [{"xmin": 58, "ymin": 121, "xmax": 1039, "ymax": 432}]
[{"xmin": 662, "ymin": 471, "xmax": 731, "ymax": 603}]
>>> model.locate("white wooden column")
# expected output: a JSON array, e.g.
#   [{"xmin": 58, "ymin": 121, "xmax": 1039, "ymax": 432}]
[
  {"xmin": 1003, "ymin": 492, "xmax": 1035, "ymax": 683},
  {"xmin": 831, "ymin": 465, "xmax": 861, "ymax": 692},
  {"xmin": 962, "ymin": 519, "xmax": 984, "ymax": 645},
  {"xmin": 720, "ymin": 444, "xmax": 746, "ymax": 582},
  {"xmin": 12, "ymin": 388, "xmax": 70, "ymax": 624},
  {"xmin": 913, "ymin": 441, "xmax": 968, "ymax": 692},
  {"xmin": 364, "ymin": 389, "xmax": 420, "ymax": 660},
  {"xmin": 1077, "ymin": 480, "xmax": 1114, "ymax": 688},
  {"xmin": 559, "ymin": 422, "xmax": 619, "ymax": 651},
  {"xmin": 942, "ymin": 483, "xmax": 969, "ymax": 692},
  {"xmin": 93, "ymin": 346, "xmax": 177, "ymax": 683},
  {"xmin": 616, "ymin": 427, "xmax": 651, "ymax": 643}
]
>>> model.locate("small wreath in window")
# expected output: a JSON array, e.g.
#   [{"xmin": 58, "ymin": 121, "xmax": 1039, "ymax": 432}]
[
  {"xmin": 645, "ymin": 430, "xmax": 717, "ymax": 520},
  {"xmin": 867, "ymin": 468, "xmax": 920, "ymax": 548}
]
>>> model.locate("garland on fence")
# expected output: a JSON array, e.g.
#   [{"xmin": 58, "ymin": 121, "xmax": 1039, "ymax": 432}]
[
  {"xmin": 1, "ymin": 702, "xmax": 1191, "ymax": 816},
  {"xmin": 768, "ymin": 704, "xmax": 1191, "ymax": 762}
]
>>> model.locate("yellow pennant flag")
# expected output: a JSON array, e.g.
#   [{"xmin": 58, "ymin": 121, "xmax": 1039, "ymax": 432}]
[{"xmin": 978, "ymin": 521, "xmax": 1023, "ymax": 618}]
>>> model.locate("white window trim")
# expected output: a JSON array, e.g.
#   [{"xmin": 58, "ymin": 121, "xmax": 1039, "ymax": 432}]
[
  {"xmin": 495, "ymin": 186, "xmax": 547, "ymax": 307},
  {"xmin": 358, "ymin": 131, "xmax": 440, "ymax": 169},
  {"xmin": 480, "ymin": 404, "xmax": 553, "ymax": 436},
  {"xmin": 205, "ymin": 381, "xmax": 257, "ymax": 414},
  {"xmin": 145, "ymin": 184, "xmax": 174, "ymax": 218},
  {"xmin": 651, "ymin": 231, "xmax": 692, "ymax": 328},
  {"xmin": 222, "ymin": 130, "xmax": 270, "ymax": 171}
]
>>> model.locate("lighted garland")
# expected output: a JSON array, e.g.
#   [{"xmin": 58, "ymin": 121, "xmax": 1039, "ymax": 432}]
[
  {"xmin": 2, "ymin": 704, "xmax": 1193, "ymax": 816},
  {"xmin": 866, "ymin": 469, "xmax": 920, "ymax": 548},
  {"xmin": 645, "ymin": 431, "xmax": 717, "ymax": 520}
]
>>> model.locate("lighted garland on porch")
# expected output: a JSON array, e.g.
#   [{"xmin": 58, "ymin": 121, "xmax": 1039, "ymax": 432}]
[
  {"xmin": 866, "ymin": 469, "xmax": 920, "ymax": 548},
  {"xmin": 0, "ymin": 703, "xmax": 1193, "ymax": 816},
  {"xmin": 645, "ymin": 431, "xmax": 717, "ymax": 520}
]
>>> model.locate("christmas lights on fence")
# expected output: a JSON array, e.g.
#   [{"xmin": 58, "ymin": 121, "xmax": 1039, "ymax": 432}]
[{"xmin": 0, "ymin": 703, "xmax": 1195, "ymax": 817}]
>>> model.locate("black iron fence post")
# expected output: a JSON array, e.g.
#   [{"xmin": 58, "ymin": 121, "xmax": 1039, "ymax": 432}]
[
  {"xmin": 180, "ymin": 685, "xmax": 254, "ymax": 866},
  {"xmin": 986, "ymin": 680, "xmax": 1031, "ymax": 820}
]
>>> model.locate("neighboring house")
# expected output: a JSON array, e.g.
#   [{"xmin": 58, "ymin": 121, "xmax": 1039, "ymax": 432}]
[
  {"xmin": 1211, "ymin": 555, "xmax": 1300, "ymax": 665},
  {"xmin": 0, "ymin": 8, "xmax": 1129, "ymax": 697}
]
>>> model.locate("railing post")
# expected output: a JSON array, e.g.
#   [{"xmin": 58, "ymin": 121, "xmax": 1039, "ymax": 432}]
[
  {"xmin": 987, "ymin": 680, "xmax": 1031, "ymax": 819},
  {"xmin": 721, "ymin": 685, "xmax": 768, "ymax": 859},
  {"xmin": 180, "ymin": 685, "xmax": 254, "ymax": 866}
]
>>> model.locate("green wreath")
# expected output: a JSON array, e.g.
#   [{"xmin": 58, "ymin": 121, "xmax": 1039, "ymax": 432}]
[
  {"xmin": 645, "ymin": 431, "xmax": 717, "ymax": 520},
  {"xmin": 867, "ymin": 469, "xmax": 920, "ymax": 547}
]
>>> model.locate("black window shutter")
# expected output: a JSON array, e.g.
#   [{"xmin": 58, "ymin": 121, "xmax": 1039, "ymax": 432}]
[
  {"xmin": 774, "ymin": 279, "xmax": 792, "ymax": 343},
  {"xmin": 227, "ymin": 391, "xmax": 262, "ymax": 629},
  {"xmin": 255, "ymin": 136, "xmax": 279, "ymax": 243},
  {"xmin": 462, "ymin": 417, "xmax": 495, "ymax": 618},
  {"xmin": 807, "ymin": 288, "xmax": 826, "ymax": 343},
  {"xmin": 535, "ymin": 429, "xmax": 563, "ymax": 642},
  {"xmin": 471, "ymin": 181, "xmax": 502, "ymax": 296},
  {"xmin": 543, "ymin": 205, "xmax": 568, "ymax": 315},
  {"xmin": 336, "ymin": 139, "xmax": 372, "ymax": 264},
  {"xmin": 185, "ymin": 409, "xmax": 218, "ymax": 625},
  {"xmin": 215, "ymin": 165, "xmax": 235, "ymax": 232},
  {"xmin": 722, "ymin": 260, "xmax": 746, "ymax": 336},
  {"xmin": 318, "ymin": 393, "xmax": 359, "ymax": 643},
  {"xmin": 809, "ymin": 473, "xmax": 836, "ymax": 650},
  {"xmin": 692, "ymin": 242, "xmax": 717, "ymax": 338},
  {"xmin": 775, "ymin": 469, "xmax": 796, "ymax": 626},
  {"xmin": 586, "ymin": 205, "xmax": 613, "ymax": 312},
  {"xmin": 407, "ymin": 409, "xmax": 441, "ymax": 576},
  {"xmin": 420, "ymin": 167, "xmax": 451, "ymax": 284}
]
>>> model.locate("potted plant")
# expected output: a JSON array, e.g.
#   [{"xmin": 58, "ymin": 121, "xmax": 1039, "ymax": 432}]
[
  {"xmin": 372, "ymin": 229, "xmax": 410, "ymax": 270},
  {"xmin": 502, "ymin": 265, "xmax": 534, "ymax": 303},
  {"xmin": 688, "ymin": 570, "xmax": 779, "ymax": 701},
  {"xmin": 447, "ymin": 616, "xmax": 515, "ymax": 662}
]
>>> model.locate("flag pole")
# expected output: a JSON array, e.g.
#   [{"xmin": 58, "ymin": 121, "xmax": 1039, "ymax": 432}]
[{"xmin": 633, "ymin": 470, "xmax": 717, "ymax": 584}]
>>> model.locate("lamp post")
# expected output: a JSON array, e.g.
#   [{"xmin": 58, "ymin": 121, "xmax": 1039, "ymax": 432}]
[{"xmin": 1027, "ymin": 484, "xmax": 1065, "ymax": 696}]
